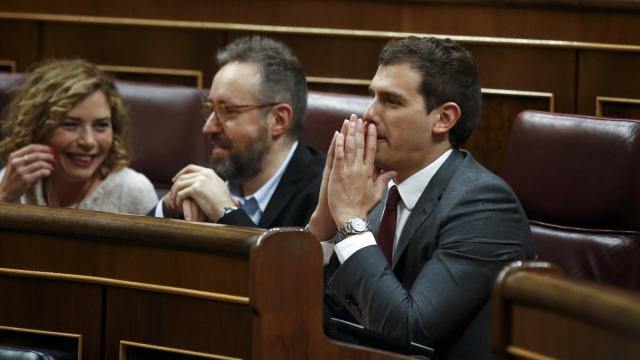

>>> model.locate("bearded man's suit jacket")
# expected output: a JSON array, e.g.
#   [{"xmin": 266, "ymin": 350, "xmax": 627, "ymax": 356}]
[
  {"xmin": 218, "ymin": 142, "xmax": 325, "ymax": 228},
  {"xmin": 152, "ymin": 142, "xmax": 325, "ymax": 228},
  {"xmin": 324, "ymin": 149, "xmax": 535, "ymax": 360}
]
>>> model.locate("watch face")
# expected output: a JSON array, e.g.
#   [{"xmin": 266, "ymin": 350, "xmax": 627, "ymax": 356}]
[{"xmin": 351, "ymin": 218, "xmax": 368, "ymax": 232}]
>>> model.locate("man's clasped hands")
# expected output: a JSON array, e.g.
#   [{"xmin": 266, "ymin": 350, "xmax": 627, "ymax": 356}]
[{"xmin": 308, "ymin": 115, "xmax": 397, "ymax": 241}]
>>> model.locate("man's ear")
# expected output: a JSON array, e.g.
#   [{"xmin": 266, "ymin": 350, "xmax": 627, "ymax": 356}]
[
  {"xmin": 433, "ymin": 102, "xmax": 461, "ymax": 135},
  {"xmin": 270, "ymin": 103, "xmax": 293, "ymax": 138}
]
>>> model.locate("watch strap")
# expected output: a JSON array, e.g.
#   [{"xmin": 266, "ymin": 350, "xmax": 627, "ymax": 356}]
[
  {"xmin": 337, "ymin": 217, "xmax": 371, "ymax": 243},
  {"xmin": 217, "ymin": 206, "xmax": 239, "ymax": 221}
]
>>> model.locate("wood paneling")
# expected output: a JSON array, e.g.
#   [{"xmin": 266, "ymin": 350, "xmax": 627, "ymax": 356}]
[
  {"xmin": 596, "ymin": 97, "xmax": 640, "ymax": 120},
  {"xmin": 230, "ymin": 33, "xmax": 386, "ymax": 80},
  {"xmin": 578, "ymin": 50, "xmax": 640, "ymax": 115},
  {"xmin": 0, "ymin": 277, "xmax": 102, "ymax": 359},
  {"xmin": 0, "ymin": 231, "xmax": 251, "ymax": 297},
  {"xmin": 469, "ymin": 45, "xmax": 574, "ymax": 113},
  {"xmin": 105, "ymin": 288, "xmax": 253, "ymax": 359},
  {"xmin": 466, "ymin": 90, "xmax": 553, "ymax": 174},
  {"xmin": 0, "ymin": 11, "xmax": 635, "ymax": 116},
  {"xmin": 0, "ymin": 21, "xmax": 38, "ymax": 72},
  {"xmin": 492, "ymin": 262, "xmax": 640, "ymax": 360},
  {"xmin": 0, "ymin": 60, "xmax": 16, "ymax": 72},
  {"xmin": 0, "ymin": 203, "xmax": 412, "ymax": 359},
  {"xmin": 1, "ymin": 1, "xmax": 639, "ymax": 45},
  {"xmin": 511, "ymin": 306, "xmax": 640, "ymax": 359},
  {"xmin": 99, "ymin": 65, "xmax": 204, "ymax": 88},
  {"xmin": 39, "ymin": 22, "xmax": 224, "ymax": 87},
  {"xmin": 1, "ymin": 8, "xmax": 639, "ymax": 173},
  {"xmin": 122, "ymin": 341, "xmax": 237, "ymax": 360}
]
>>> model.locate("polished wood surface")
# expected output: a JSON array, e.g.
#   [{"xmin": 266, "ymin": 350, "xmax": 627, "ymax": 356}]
[
  {"xmin": 0, "ymin": 59, "xmax": 16, "ymax": 72},
  {"xmin": 0, "ymin": 203, "xmax": 412, "ymax": 359},
  {"xmin": 1, "ymin": 0, "xmax": 639, "ymax": 44},
  {"xmin": 578, "ymin": 50, "xmax": 640, "ymax": 116},
  {"xmin": 597, "ymin": 97, "xmax": 640, "ymax": 120},
  {"xmin": 0, "ymin": 278, "xmax": 97, "ymax": 358},
  {"xmin": 492, "ymin": 261, "xmax": 640, "ymax": 360},
  {"xmin": 467, "ymin": 91, "xmax": 553, "ymax": 173}
]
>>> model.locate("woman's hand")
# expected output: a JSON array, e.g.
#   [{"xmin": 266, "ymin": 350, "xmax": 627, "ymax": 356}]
[{"xmin": 0, "ymin": 144, "xmax": 56, "ymax": 203}]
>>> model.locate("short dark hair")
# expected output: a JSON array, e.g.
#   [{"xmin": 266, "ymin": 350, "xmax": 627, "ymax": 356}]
[
  {"xmin": 216, "ymin": 36, "xmax": 307, "ymax": 139},
  {"xmin": 378, "ymin": 36, "xmax": 481, "ymax": 148}
]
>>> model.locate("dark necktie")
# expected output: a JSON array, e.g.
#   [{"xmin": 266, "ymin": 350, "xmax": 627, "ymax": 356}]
[{"xmin": 377, "ymin": 185, "xmax": 400, "ymax": 265}]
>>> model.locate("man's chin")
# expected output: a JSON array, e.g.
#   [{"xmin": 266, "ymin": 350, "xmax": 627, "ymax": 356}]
[{"xmin": 209, "ymin": 158, "xmax": 234, "ymax": 181}]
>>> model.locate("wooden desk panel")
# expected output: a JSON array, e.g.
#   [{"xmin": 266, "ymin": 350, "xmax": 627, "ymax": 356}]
[
  {"xmin": 0, "ymin": 204, "xmax": 412, "ymax": 359},
  {"xmin": 105, "ymin": 288, "xmax": 253, "ymax": 359},
  {"xmin": 0, "ymin": 276, "xmax": 102, "ymax": 359}
]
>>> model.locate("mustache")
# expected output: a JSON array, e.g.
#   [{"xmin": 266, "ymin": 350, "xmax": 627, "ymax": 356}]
[{"xmin": 210, "ymin": 134, "xmax": 233, "ymax": 148}]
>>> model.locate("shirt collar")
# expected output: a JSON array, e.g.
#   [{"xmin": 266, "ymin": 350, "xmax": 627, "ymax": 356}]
[
  {"xmin": 229, "ymin": 140, "xmax": 299, "ymax": 213},
  {"xmin": 391, "ymin": 148, "xmax": 452, "ymax": 210}
]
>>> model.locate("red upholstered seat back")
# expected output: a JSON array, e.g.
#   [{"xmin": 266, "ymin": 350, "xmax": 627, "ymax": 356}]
[
  {"xmin": 116, "ymin": 81, "xmax": 208, "ymax": 195},
  {"xmin": 303, "ymin": 91, "xmax": 371, "ymax": 153},
  {"xmin": 502, "ymin": 110, "xmax": 640, "ymax": 290}
]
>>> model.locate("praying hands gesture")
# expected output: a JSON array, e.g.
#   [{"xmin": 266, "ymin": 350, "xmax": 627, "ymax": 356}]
[{"xmin": 307, "ymin": 115, "xmax": 396, "ymax": 240}]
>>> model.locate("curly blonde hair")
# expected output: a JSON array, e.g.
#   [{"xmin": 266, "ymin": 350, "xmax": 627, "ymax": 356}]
[{"xmin": 0, "ymin": 59, "xmax": 131, "ymax": 178}]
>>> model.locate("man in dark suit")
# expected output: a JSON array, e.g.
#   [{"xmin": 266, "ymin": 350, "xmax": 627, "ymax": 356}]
[
  {"xmin": 154, "ymin": 36, "xmax": 324, "ymax": 228},
  {"xmin": 308, "ymin": 37, "xmax": 534, "ymax": 359}
]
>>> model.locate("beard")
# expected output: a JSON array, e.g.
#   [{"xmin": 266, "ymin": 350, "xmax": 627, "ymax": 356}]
[{"xmin": 209, "ymin": 124, "xmax": 271, "ymax": 182}]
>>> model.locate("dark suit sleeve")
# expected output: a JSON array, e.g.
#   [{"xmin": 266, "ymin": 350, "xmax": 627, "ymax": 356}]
[
  {"xmin": 327, "ymin": 178, "xmax": 533, "ymax": 347},
  {"xmin": 145, "ymin": 198, "xmax": 258, "ymax": 227},
  {"xmin": 218, "ymin": 208, "xmax": 258, "ymax": 227}
]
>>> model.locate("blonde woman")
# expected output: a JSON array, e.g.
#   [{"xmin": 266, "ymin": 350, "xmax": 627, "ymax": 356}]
[{"xmin": 0, "ymin": 59, "xmax": 157, "ymax": 214}]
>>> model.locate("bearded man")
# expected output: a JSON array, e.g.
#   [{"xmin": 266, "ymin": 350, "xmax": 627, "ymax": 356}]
[{"xmin": 154, "ymin": 36, "xmax": 324, "ymax": 228}]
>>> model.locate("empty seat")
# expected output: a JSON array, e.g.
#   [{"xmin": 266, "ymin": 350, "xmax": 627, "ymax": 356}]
[{"xmin": 501, "ymin": 110, "xmax": 640, "ymax": 290}]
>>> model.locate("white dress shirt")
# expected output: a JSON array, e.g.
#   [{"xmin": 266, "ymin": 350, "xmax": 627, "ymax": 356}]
[{"xmin": 332, "ymin": 149, "xmax": 452, "ymax": 264}]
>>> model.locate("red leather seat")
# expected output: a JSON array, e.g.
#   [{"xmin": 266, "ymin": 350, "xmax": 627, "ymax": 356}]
[
  {"xmin": 501, "ymin": 110, "xmax": 640, "ymax": 290},
  {"xmin": 116, "ymin": 81, "xmax": 208, "ymax": 195},
  {"xmin": 303, "ymin": 91, "xmax": 371, "ymax": 153}
]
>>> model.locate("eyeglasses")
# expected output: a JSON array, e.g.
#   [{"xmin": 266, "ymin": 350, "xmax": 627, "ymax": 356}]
[{"xmin": 202, "ymin": 100, "xmax": 279, "ymax": 124}]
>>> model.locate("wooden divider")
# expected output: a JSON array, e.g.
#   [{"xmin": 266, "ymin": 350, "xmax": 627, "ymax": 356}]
[
  {"xmin": 0, "ymin": 59, "xmax": 15, "ymax": 72},
  {"xmin": 492, "ymin": 261, "xmax": 640, "ymax": 360},
  {"xmin": 596, "ymin": 96, "xmax": 640, "ymax": 120},
  {"xmin": 0, "ymin": 10, "xmax": 638, "ymax": 118},
  {"xmin": 0, "ymin": 203, "xmax": 411, "ymax": 359}
]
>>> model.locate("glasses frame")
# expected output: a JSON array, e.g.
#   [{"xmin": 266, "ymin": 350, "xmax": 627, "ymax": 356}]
[{"xmin": 202, "ymin": 100, "xmax": 279, "ymax": 124}]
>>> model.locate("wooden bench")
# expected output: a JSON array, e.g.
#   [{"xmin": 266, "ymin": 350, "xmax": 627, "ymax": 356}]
[
  {"xmin": 492, "ymin": 261, "xmax": 640, "ymax": 360},
  {"xmin": 0, "ymin": 203, "xmax": 411, "ymax": 359}
]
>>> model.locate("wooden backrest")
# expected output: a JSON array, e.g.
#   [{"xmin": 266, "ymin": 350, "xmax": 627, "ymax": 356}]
[
  {"xmin": 492, "ymin": 261, "xmax": 640, "ymax": 360},
  {"xmin": 0, "ymin": 203, "xmax": 411, "ymax": 359}
]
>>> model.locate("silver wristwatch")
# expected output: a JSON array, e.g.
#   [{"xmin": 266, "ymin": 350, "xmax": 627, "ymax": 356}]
[{"xmin": 337, "ymin": 217, "xmax": 371, "ymax": 242}]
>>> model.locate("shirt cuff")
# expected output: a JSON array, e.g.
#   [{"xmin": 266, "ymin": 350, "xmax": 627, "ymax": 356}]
[
  {"xmin": 320, "ymin": 241, "xmax": 335, "ymax": 265},
  {"xmin": 334, "ymin": 231, "xmax": 377, "ymax": 264},
  {"xmin": 154, "ymin": 199, "xmax": 165, "ymax": 217}
]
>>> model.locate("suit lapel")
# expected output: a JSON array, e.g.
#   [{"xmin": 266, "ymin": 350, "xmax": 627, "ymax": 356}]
[
  {"xmin": 392, "ymin": 149, "xmax": 465, "ymax": 269},
  {"xmin": 258, "ymin": 143, "xmax": 307, "ymax": 227}
]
